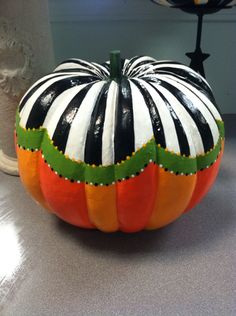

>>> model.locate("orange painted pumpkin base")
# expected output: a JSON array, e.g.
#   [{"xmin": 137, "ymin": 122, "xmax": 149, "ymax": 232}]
[{"xmin": 16, "ymin": 142, "xmax": 224, "ymax": 233}]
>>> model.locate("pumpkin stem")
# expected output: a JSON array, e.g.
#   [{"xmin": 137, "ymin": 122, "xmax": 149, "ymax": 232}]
[{"xmin": 110, "ymin": 50, "xmax": 122, "ymax": 81}]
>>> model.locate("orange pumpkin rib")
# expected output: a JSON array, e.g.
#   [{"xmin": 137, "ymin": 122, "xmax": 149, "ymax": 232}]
[
  {"xmin": 116, "ymin": 163, "xmax": 157, "ymax": 233},
  {"xmin": 184, "ymin": 141, "xmax": 224, "ymax": 213},
  {"xmin": 16, "ymin": 146, "xmax": 50, "ymax": 211},
  {"xmin": 146, "ymin": 167, "xmax": 197, "ymax": 230},
  {"xmin": 85, "ymin": 184, "xmax": 118, "ymax": 232},
  {"xmin": 38, "ymin": 154, "xmax": 94, "ymax": 228}
]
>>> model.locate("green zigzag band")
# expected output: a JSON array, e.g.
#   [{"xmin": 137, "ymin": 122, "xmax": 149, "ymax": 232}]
[{"xmin": 16, "ymin": 111, "xmax": 224, "ymax": 185}]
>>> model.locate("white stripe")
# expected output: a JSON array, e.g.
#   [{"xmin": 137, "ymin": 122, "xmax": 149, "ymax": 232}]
[
  {"xmin": 122, "ymin": 59, "xmax": 131, "ymax": 74},
  {"xmin": 140, "ymin": 63, "xmax": 212, "ymax": 90},
  {"xmin": 102, "ymin": 81, "xmax": 118, "ymax": 165},
  {"xmin": 19, "ymin": 73, "xmax": 68, "ymax": 109},
  {"xmin": 159, "ymin": 76, "xmax": 219, "ymax": 146},
  {"xmin": 65, "ymin": 81, "xmax": 106, "ymax": 161},
  {"xmin": 92, "ymin": 62, "xmax": 110, "ymax": 76},
  {"xmin": 20, "ymin": 72, "xmax": 97, "ymax": 113},
  {"xmin": 54, "ymin": 59, "xmax": 94, "ymax": 70},
  {"xmin": 153, "ymin": 83, "xmax": 205, "ymax": 156},
  {"xmin": 43, "ymin": 83, "xmax": 91, "ymax": 138},
  {"xmin": 129, "ymin": 80, "xmax": 154, "ymax": 151},
  {"xmin": 136, "ymin": 79, "xmax": 181, "ymax": 154},
  {"xmin": 19, "ymin": 75, "xmax": 73, "ymax": 128},
  {"xmin": 126, "ymin": 56, "xmax": 156, "ymax": 76},
  {"xmin": 54, "ymin": 60, "xmax": 103, "ymax": 77},
  {"xmin": 158, "ymin": 73, "xmax": 222, "ymax": 121}
]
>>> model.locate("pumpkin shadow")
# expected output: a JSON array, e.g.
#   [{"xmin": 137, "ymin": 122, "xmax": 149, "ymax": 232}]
[
  {"xmin": 54, "ymin": 183, "xmax": 235, "ymax": 256},
  {"xmin": 55, "ymin": 133, "xmax": 236, "ymax": 257},
  {"xmin": 55, "ymin": 218, "xmax": 171, "ymax": 254}
]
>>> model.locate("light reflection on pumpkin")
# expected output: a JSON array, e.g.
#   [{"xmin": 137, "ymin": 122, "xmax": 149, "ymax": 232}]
[{"xmin": 15, "ymin": 53, "xmax": 224, "ymax": 232}]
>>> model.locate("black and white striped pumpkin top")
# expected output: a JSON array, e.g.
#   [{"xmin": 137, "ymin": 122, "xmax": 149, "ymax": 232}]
[{"xmin": 18, "ymin": 56, "xmax": 222, "ymax": 166}]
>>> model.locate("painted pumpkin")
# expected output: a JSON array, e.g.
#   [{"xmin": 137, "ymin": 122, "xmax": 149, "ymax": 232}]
[{"xmin": 15, "ymin": 51, "xmax": 224, "ymax": 233}]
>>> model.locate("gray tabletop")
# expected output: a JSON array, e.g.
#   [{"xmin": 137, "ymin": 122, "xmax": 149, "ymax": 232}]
[{"xmin": 0, "ymin": 115, "xmax": 236, "ymax": 316}]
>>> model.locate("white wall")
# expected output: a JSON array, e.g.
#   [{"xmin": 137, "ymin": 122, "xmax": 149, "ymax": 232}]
[{"xmin": 49, "ymin": 0, "xmax": 236, "ymax": 113}]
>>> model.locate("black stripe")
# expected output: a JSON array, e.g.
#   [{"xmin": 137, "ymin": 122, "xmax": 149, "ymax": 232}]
[
  {"xmin": 53, "ymin": 68, "xmax": 100, "ymax": 77},
  {"xmin": 130, "ymin": 62, "xmax": 155, "ymax": 77},
  {"xmin": 151, "ymin": 61, "xmax": 182, "ymax": 66},
  {"xmin": 52, "ymin": 83, "xmax": 94, "ymax": 153},
  {"xmin": 60, "ymin": 59, "xmax": 105, "ymax": 76},
  {"xmin": 149, "ymin": 82, "xmax": 190, "ymax": 156},
  {"xmin": 84, "ymin": 83, "xmax": 110, "ymax": 165},
  {"xmin": 114, "ymin": 78, "xmax": 135, "ymax": 163},
  {"xmin": 101, "ymin": 62, "xmax": 110, "ymax": 71},
  {"xmin": 163, "ymin": 75, "xmax": 219, "ymax": 122},
  {"xmin": 132, "ymin": 61, "xmax": 182, "ymax": 79},
  {"xmin": 60, "ymin": 59, "xmax": 98, "ymax": 71},
  {"xmin": 91, "ymin": 63, "xmax": 109, "ymax": 77},
  {"xmin": 129, "ymin": 59, "xmax": 156, "ymax": 76},
  {"xmin": 131, "ymin": 59, "xmax": 154, "ymax": 68},
  {"xmin": 131, "ymin": 79, "xmax": 166, "ymax": 148},
  {"xmin": 159, "ymin": 79, "xmax": 214, "ymax": 152},
  {"xmin": 123, "ymin": 56, "xmax": 142, "ymax": 74},
  {"xmin": 25, "ymin": 76, "xmax": 97, "ymax": 129},
  {"xmin": 153, "ymin": 67, "xmax": 215, "ymax": 103},
  {"xmin": 19, "ymin": 74, "xmax": 66, "ymax": 112}
]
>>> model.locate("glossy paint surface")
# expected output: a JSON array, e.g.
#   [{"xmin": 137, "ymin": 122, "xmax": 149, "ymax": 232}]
[
  {"xmin": 16, "ymin": 55, "xmax": 224, "ymax": 231},
  {"xmin": 0, "ymin": 115, "xmax": 235, "ymax": 315},
  {"xmin": 18, "ymin": 57, "xmax": 222, "ymax": 166},
  {"xmin": 16, "ymin": 142, "xmax": 224, "ymax": 232}
]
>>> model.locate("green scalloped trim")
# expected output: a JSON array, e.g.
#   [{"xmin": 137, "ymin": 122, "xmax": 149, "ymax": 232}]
[{"xmin": 16, "ymin": 111, "xmax": 224, "ymax": 185}]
